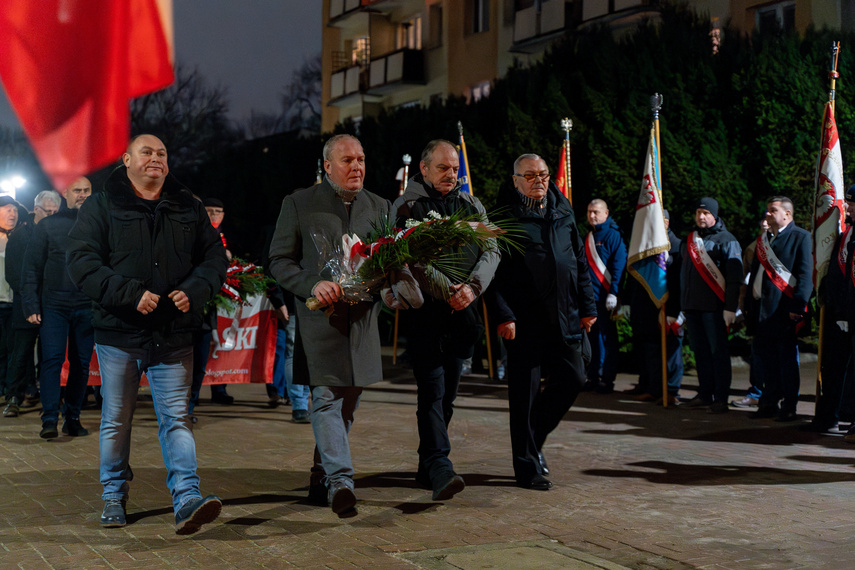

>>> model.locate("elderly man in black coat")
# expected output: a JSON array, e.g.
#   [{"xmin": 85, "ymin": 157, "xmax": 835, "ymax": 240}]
[{"xmin": 491, "ymin": 153, "xmax": 597, "ymax": 490}]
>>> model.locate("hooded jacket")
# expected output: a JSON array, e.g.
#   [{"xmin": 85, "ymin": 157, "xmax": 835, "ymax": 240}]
[{"xmin": 66, "ymin": 168, "xmax": 228, "ymax": 348}]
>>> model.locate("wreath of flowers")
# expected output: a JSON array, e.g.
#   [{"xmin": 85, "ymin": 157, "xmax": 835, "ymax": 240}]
[{"xmin": 210, "ymin": 257, "xmax": 275, "ymax": 314}]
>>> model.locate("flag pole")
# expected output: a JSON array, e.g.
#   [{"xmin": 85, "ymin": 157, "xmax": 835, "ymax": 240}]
[
  {"xmin": 458, "ymin": 121, "xmax": 495, "ymax": 379},
  {"xmin": 392, "ymin": 154, "xmax": 412, "ymax": 365},
  {"xmin": 560, "ymin": 118, "xmax": 573, "ymax": 206},
  {"xmin": 816, "ymin": 41, "xmax": 841, "ymax": 402},
  {"xmin": 650, "ymin": 93, "xmax": 668, "ymax": 407}
]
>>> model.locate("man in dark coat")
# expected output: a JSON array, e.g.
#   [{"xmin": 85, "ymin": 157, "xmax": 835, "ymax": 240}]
[
  {"xmin": 67, "ymin": 134, "xmax": 228, "ymax": 534},
  {"xmin": 680, "ymin": 197, "xmax": 742, "ymax": 413},
  {"xmin": 3, "ymin": 190, "xmax": 60, "ymax": 418},
  {"xmin": 745, "ymin": 196, "xmax": 813, "ymax": 421},
  {"xmin": 392, "ymin": 139, "xmax": 499, "ymax": 501},
  {"xmin": 491, "ymin": 153, "xmax": 597, "ymax": 490},
  {"xmin": 21, "ymin": 177, "xmax": 94, "ymax": 439},
  {"xmin": 268, "ymin": 134, "xmax": 394, "ymax": 515},
  {"xmin": 0, "ymin": 195, "xmax": 23, "ymax": 403}
]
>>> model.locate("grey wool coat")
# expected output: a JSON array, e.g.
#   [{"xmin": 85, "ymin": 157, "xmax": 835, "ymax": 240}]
[{"xmin": 268, "ymin": 180, "xmax": 392, "ymax": 387}]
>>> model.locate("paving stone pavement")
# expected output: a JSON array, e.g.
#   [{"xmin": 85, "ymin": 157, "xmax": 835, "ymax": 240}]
[{"xmin": 2, "ymin": 350, "xmax": 853, "ymax": 569}]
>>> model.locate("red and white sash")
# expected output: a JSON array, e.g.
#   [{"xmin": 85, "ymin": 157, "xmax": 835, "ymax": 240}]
[
  {"xmin": 837, "ymin": 226, "xmax": 853, "ymax": 275},
  {"xmin": 585, "ymin": 232, "xmax": 611, "ymax": 289},
  {"xmin": 755, "ymin": 231, "xmax": 797, "ymax": 298},
  {"xmin": 687, "ymin": 231, "xmax": 725, "ymax": 302}
]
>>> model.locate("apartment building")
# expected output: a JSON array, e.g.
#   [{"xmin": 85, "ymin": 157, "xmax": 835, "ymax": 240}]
[{"xmin": 321, "ymin": 0, "xmax": 846, "ymax": 133}]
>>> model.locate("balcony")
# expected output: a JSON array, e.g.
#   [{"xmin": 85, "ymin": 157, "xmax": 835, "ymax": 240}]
[
  {"xmin": 366, "ymin": 49, "xmax": 425, "ymax": 94},
  {"xmin": 328, "ymin": 0, "xmax": 361, "ymax": 22},
  {"xmin": 512, "ymin": 0, "xmax": 572, "ymax": 53}
]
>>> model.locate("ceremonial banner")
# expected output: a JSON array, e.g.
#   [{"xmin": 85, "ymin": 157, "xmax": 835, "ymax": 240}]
[
  {"xmin": 627, "ymin": 125, "xmax": 669, "ymax": 308},
  {"xmin": 0, "ymin": 0, "xmax": 174, "ymax": 189},
  {"xmin": 457, "ymin": 144, "xmax": 472, "ymax": 195},
  {"xmin": 555, "ymin": 140, "xmax": 571, "ymax": 201},
  {"xmin": 813, "ymin": 101, "xmax": 845, "ymax": 294},
  {"xmin": 65, "ymin": 294, "xmax": 276, "ymax": 386}
]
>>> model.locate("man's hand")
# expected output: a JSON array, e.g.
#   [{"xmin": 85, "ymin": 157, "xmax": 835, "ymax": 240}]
[
  {"xmin": 666, "ymin": 316, "xmax": 677, "ymax": 326},
  {"xmin": 168, "ymin": 290, "xmax": 190, "ymax": 313},
  {"xmin": 723, "ymin": 310, "xmax": 736, "ymax": 328},
  {"xmin": 580, "ymin": 316, "xmax": 597, "ymax": 332},
  {"xmin": 137, "ymin": 290, "xmax": 160, "ymax": 315},
  {"xmin": 605, "ymin": 294, "xmax": 618, "ymax": 311},
  {"xmin": 312, "ymin": 281, "xmax": 343, "ymax": 307},
  {"xmin": 448, "ymin": 283, "xmax": 475, "ymax": 311},
  {"xmin": 26, "ymin": 314, "xmax": 41, "ymax": 325},
  {"xmin": 837, "ymin": 320, "xmax": 849, "ymax": 333},
  {"xmin": 789, "ymin": 312, "xmax": 803, "ymax": 322},
  {"xmin": 276, "ymin": 305, "xmax": 290, "ymax": 323},
  {"xmin": 498, "ymin": 321, "xmax": 516, "ymax": 340}
]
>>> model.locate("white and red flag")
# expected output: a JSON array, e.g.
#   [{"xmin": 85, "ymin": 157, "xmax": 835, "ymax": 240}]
[
  {"xmin": 812, "ymin": 101, "xmax": 845, "ymax": 294},
  {"xmin": 0, "ymin": 0, "xmax": 174, "ymax": 189}
]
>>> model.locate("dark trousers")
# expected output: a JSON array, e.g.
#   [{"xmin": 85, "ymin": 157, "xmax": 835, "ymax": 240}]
[
  {"xmin": 506, "ymin": 321, "xmax": 585, "ymax": 481},
  {"xmin": 685, "ymin": 310, "xmax": 731, "ymax": 403},
  {"xmin": 0, "ymin": 304, "xmax": 12, "ymax": 396},
  {"xmin": 637, "ymin": 332, "xmax": 683, "ymax": 396},
  {"xmin": 815, "ymin": 319, "xmax": 851, "ymax": 425},
  {"xmin": 406, "ymin": 300, "xmax": 481, "ymax": 482},
  {"xmin": 586, "ymin": 298, "xmax": 618, "ymax": 385},
  {"xmin": 6, "ymin": 327, "xmax": 38, "ymax": 401},
  {"xmin": 755, "ymin": 321, "xmax": 800, "ymax": 413},
  {"xmin": 39, "ymin": 302, "xmax": 94, "ymax": 422}
]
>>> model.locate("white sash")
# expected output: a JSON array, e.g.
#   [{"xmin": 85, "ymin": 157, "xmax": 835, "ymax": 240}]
[
  {"xmin": 754, "ymin": 231, "xmax": 797, "ymax": 299},
  {"xmin": 585, "ymin": 232, "xmax": 611, "ymax": 289}
]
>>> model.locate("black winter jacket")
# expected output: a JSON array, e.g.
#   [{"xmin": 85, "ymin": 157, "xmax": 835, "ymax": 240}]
[
  {"xmin": 680, "ymin": 218, "xmax": 742, "ymax": 313},
  {"xmin": 491, "ymin": 182, "xmax": 596, "ymax": 340},
  {"xmin": 66, "ymin": 169, "xmax": 228, "ymax": 348}
]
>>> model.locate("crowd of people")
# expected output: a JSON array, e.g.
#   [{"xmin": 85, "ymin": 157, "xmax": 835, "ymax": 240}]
[{"xmin": 0, "ymin": 131, "xmax": 852, "ymax": 534}]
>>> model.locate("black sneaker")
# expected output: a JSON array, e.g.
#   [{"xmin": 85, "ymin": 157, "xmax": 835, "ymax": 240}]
[
  {"xmin": 100, "ymin": 499, "xmax": 127, "ymax": 528},
  {"xmin": 432, "ymin": 473, "xmax": 465, "ymax": 501},
  {"xmin": 292, "ymin": 409, "xmax": 311, "ymax": 424},
  {"xmin": 40, "ymin": 420, "xmax": 59, "ymax": 439},
  {"xmin": 62, "ymin": 417, "xmax": 90, "ymax": 437},
  {"xmin": 329, "ymin": 484, "xmax": 357, "ymax": 514},
  {"xmin": 175, "ymin": 495, "xmax": 222, "ymax": 535}
]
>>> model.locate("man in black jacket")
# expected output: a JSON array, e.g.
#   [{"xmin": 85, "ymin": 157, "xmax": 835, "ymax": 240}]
[
  {"xmin": 393, "ymin": 139, "xmax": 499, "ymax": 501},
  {"xmin": 3, "ymin": 190, "xmax": 60, "ymax": 418},
  {"xmin": 67, "ymin": 134, "xmax": 228, "ymax": 534},
  {"xmin": 746, "ymin": 196, "xmax": 813, "ymax": 422},
  {"xmin": 22, "ymin": 178, "xmax": 94, "ymax": 439},
  {"xmin": 491, "ymin": 153, "xmax": 597, "ymax": 490}
]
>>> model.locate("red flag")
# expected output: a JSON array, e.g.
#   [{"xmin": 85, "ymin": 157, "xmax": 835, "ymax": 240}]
[
  {"xmin": 0, "ymin": 0, "xmax": 174, "ymax": 189},
  {"xmin": 554, "ymin": 140, "xmax": 571, "ymax": 202},
  {"xmin": 812, "ymin": 101, "xmax": 845, "ymax": 294}
]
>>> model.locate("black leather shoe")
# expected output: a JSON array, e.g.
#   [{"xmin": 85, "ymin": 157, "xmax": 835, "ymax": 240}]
[
  {"xmin": 432, "ymin": 474, "xmax": 465, "ymax": 501},
  {"xmin": 517, "ymin": 474, "xmax": 553, "ymax": 490},
  {"xmin": 62, "ymin": 417, "xmax": 90, "ymax": 437},
  {"xmin": 100, "ymin": 499, "xmax": 127, "ymax": 528},
  {"xmin": 40, "ymin": 420, "xmax": 58, "ymax": 439},
  {"xmin": 537, "ymin": 451, "xmax": 549, "ymax": 476},
  {"xmin": 594, "ymin": 382, "xmax": 614, "ymax": 394},
  {"xmin": 329, "ymin": 485, "xmax": 357, "ymax": 514},
  {"xmin": 3, "ymin": 397, "xmax": 20, "ymax": 417},
  {"xmin": 175, "ymin": 495, "xmax": 222, "ymax": 535},
  {"xmin": 211, "ymin": 392, "xmax": 234, "ymax": 405},
  {"xmin": 750, "ymin": 405, "xmax": 780, "ymax": 419},
  {"xmin": 774, "ymin": 410, "xmax": 800, "ymax": 423}
]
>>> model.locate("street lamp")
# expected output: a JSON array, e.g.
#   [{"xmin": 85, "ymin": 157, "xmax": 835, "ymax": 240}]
[{"xmin": 0, "ymin": 175, "xmax": 26, "ymax": 199}]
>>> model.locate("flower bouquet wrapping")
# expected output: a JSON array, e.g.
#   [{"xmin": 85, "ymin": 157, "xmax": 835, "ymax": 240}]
[
  {"xmin": 210, "ymin": 257, "xmax": 276, "ymax": 314},
  {"xmin": 305, "ymin": 209, "xmax": 517, "ymax": 311}
]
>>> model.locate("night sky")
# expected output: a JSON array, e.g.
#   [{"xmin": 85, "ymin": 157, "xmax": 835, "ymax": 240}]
[{"xmin": 0, "ymin": 0, "xmax": 322, "ymax": 129}]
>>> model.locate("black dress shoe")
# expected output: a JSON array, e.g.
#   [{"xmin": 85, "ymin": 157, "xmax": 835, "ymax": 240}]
[
  {"xmin": 774, "ymin": 410, "xmax": 800, "ymax": 423},
  {"xmin": 517, "ymin": 474, "xmax": 553, "ymax": 490},
  {"xmin": 750, "ymin": 405, "xmax": 780, "ymax": 419},
  {"xmin": 62, "ymin": 417, "xmax": 90, "ymax": 437},
  {"xmin": 40, "ymin": 420, "xmax": 59, "ymax": 439},
  {"xmin": 537, "ymin": 451, "xmax": 549, "ymax": 476},
  {"xmin": 211, "ymin": 393, "xmax": 234, "ymax": 405}
]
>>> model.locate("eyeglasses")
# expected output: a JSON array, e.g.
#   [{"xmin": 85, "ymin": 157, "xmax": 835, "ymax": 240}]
[{"xmin": 514, "ymin": 172, "xmax": 550, "ymax": 182}]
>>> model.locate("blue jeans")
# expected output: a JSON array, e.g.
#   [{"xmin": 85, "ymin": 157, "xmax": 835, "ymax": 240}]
[
  {"xmin": 39, "ymin": 303, "xmax": 94, "ymax": 422},
  {"xmin": 685, "ymin": 310, "xmax": 731, "ymax": 403},
  {"xmin": 273, "ymin": 319, "xmax": 309, "ymax": 409},
  {"xmin": 310, "ymin": 385, "xmax": 361, "ymax": 489},
  {"xmin": 97, "ymin": 343, "xmax": 201, "ymax": 514},
  {"xmin": 587, "ymin": 299, "xmax": 618, "ymax": 385}
]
